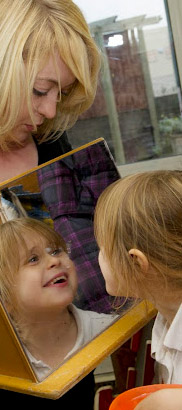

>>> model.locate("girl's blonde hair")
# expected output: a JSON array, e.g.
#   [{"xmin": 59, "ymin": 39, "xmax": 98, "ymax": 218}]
[
  {"xmin": 0, "ymin": 217, "xmax": 67, "ymax": 310},
  {"xmin": 94, "ymin": 170, "xmax": 182, "ymax": 301},
  {"xmin": 0, "ymin": 0, "xmax": 101, "ymax": 150}
]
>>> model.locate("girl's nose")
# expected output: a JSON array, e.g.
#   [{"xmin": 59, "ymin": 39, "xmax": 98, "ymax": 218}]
[{"xmin": 47, "ymin": 254, "xmax": 61, "ymax": 269}]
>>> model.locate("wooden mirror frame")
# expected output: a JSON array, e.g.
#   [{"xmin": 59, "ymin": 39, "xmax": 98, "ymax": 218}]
[{"xmin": 0, "ymin": 138, "xmax": 157, "ymax": 399}]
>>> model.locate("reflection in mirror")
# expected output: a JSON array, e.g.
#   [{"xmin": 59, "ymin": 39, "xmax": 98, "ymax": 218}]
[
  {"xmin": 0, "ymin": 139, "xmax": 124, "ymax": 382},
  {"xmin": 0, "ymin": 217, "xmax": 117, "ymax": 381},
  {"xmin": 37, "ymin": 139, "xmax": 122, "ymax": 313}
]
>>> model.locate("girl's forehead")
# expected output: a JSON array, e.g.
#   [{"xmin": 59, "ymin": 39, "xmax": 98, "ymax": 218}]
[
  {"xmin": 18, "ymin": 232, "xmax": 49, "ymax": 254},
  {"xmin": 22, "ymin": 232, "xmax": 45, "ymax": 246}
]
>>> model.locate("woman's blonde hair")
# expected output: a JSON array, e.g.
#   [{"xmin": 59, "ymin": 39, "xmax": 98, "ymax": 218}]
[
  {"xmin": 0, "ymin": 0, "xmax": 101, "ymax": 149},
  {"xmin": 94, "ymin": 170, "xmax": 182, "ymax": 301},
  {"xmin": 0, "ymin": 217, "xmax": 67, "ymax": 310}
]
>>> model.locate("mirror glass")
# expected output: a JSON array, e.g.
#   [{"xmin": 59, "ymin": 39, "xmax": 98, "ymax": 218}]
[{"xmin": 0, "ymin": 139, "xmax": 128, "ymax": 382}]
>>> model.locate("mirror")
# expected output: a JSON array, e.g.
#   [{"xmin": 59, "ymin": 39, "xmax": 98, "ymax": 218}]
[{"xmin": 0, "ymin": 138, "xmax": 127, "ymax": 382}]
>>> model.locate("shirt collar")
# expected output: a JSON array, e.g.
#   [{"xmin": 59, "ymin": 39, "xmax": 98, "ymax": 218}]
[
  {"xmin": 164, "ymin": 304, "xmax": 182, "ymax": 350},
  {"xmin": 152, "ymin": 303, "xmax": 182, "ymax": 354}
]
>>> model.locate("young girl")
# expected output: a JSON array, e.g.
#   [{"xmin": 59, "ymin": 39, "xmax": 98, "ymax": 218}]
[
  {"xmin": 0, "ymin": 217, "xmax": 115, "ymax": 382},
  {"xmin": 94, "ymin": 170, "xmax": 182, "ymax": 402}
]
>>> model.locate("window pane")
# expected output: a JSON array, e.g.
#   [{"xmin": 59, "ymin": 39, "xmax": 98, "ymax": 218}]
[{"xmin": 68, "ymin": 0, "xmax": 181, "ymax": 165}]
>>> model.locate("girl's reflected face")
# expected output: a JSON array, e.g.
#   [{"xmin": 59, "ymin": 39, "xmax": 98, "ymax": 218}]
[
  {"xmin": 12, "ymin": 53, "xmax": 75, "ymax": 142},
  {"xmin": 13, "ymin": 234, "xmax": 78, "ymax": 319}
]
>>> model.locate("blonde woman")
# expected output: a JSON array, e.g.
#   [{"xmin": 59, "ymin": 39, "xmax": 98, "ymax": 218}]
[
  {"xmin": 94, "ymin": 170, "xmax": 182, "ymax": 409},
  {"xmin": 0, "ymin": 0, "xmax": 100, "ymax": 182}
]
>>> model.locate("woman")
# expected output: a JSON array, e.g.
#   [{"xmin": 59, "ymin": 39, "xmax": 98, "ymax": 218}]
[
  {"xmin": 0, "ymin": 0, "xmax": 100, "ymax": 181},
  {"xmin": 0, "ymin": 1, "xmax": 100, "ymax": 407}
]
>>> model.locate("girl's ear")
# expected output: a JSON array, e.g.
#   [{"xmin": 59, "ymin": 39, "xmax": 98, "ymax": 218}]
[{"xmin": 128, "ymin": 249, "xmax": 149, "ymax": 272}]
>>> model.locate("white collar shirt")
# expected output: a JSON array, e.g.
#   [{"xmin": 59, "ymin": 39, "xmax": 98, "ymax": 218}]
[
  {"xmin": 151, "ymin": 303, "xmax": 182, "ymax": 384},
  {"xmin": 23, "ymin": 304, "xmax": 116, "ymax": 382}
]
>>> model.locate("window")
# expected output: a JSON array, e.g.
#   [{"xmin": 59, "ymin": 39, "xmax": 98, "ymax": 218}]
[{"xmin": 69, "ymin": 0, "xmax": 182, "ymax": 170}]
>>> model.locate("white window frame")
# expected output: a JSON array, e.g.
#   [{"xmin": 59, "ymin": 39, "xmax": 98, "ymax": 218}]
[{"xmin": 167, "ymin": 0, "xmax": 182, "ymax": 89}]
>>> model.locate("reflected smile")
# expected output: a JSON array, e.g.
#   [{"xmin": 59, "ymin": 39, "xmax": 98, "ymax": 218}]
[{"xmin": 44, "ymin": 273, "xmax": 68, "ymax": 287}]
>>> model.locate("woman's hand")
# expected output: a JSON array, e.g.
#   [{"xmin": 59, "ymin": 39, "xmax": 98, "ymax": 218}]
[{"xmin": 134, "ymin": 388, "xmax": 182, "ymax": 410}]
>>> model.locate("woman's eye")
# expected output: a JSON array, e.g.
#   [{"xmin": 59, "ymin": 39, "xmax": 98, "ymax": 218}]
[
  {"xmin": 61, "ymin": 90, "xmax": 68, "ymax": 97},
  {"xmin": 33, "ymin": 88, "xmax": 48, "ymax": 97}
]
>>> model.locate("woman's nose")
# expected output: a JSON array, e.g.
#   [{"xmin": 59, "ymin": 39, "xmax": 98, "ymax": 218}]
[{"xmin": 36, "ymin": 98, "xmax": 57, "ymax": 119}]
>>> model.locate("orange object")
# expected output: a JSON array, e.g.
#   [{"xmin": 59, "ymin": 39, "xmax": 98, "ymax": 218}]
[{"xmin": 109, "ymin": 384, "xmax": 182, "ymax": 410}]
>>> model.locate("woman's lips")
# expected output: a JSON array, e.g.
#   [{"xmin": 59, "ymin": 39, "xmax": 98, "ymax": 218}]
[
  {"xmin": 25, "ymin": 123, "xmax": 43, "ymax": 131},
  {"xmin": 25, "ymin": 124, "xmax": 34, "ymax": 131}
]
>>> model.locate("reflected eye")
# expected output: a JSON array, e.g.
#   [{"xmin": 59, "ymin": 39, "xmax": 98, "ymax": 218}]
[
  {"xmin": 46, "ymin": 247, "xmax": 64, "ymax": 256},
  {"xmin": 28, "ymin": 255, "xmax": 39, "ymax": 264},
  {"xmin": 51, "ymin": 248, "xmax": 63, "ymax": 256}
]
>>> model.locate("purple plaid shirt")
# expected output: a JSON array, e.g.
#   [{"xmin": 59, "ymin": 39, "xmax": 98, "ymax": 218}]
[{"xmin": 37, "ymin": 140, "xmax": 121, "ymax": 313}]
